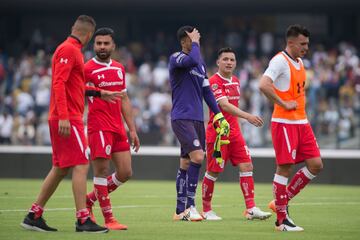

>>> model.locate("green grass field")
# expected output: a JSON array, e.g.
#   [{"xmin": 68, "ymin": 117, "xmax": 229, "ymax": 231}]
[{"xmin": 0, "ymin": 179, "xmax": 359, "ymax": 240}]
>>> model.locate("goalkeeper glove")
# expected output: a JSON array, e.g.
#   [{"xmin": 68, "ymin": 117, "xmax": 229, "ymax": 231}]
[
  {"xmin": 213, "ymin": 112, "xmax": 230, "ymax": 137},
  {"xmin": 213, "ymin": 134, "xmax": 230, "ymax": 166},
  {"xmin": 212, "ymin": 112, "xmax": 230, "ymax": 166}
]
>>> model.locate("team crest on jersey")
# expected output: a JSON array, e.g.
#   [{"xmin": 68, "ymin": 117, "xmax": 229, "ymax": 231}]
[
  {"xmin": 105, "ymin": 145, "xmax": 112, "ymax": 155},
  {"xmin": 193, "ymin": 139, "xmax": 200, "ymax": 147},
  {"xmin": 117, "ymin": 70, "xmax": 123, "ymax": 80},
  {"xmin": 291, "ymin": 149, "xmax": 297, "ymax": 159},
  {"xmin": 212, "ymin": 84, "xmax": 218, "ymax": 90}
]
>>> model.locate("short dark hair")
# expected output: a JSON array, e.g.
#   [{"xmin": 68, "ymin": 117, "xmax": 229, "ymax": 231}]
[
  {"xmin": 94, "ymin": 27, "xmax": 115, "ymax": 40},
  {"xmin": 286, "ymin": 24, "xmax": 310, "ymax": 39},
  {"xmin": 76, "ymin": 15, "xmax": 96, "ymax": 28},
  {"xmin": 217, "ymin": 47, "xmax": 236, "ymax": 58},
  {"xmin": 176, "ymin": 25, "xmax": 194, "ymax": 41}
]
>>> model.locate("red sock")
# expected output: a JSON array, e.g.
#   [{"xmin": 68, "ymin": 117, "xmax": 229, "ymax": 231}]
[
  {"xmin": 287, "ymin": 167, "xmax": 315, "ymax": 201},
  {"xmin": 94, "ymin": 177, "xmax": 113, "ymax": 222},
  {"xmin": 202, "ymin": 173, "xmax": 216, "ymax": 212},
  {"xmin": 29, "ymin": 203, "xmax": 44, "ymax": 219},
  {"xmin": 86, "ymin": 191, "xmax": 97, "ymax": 208},
  {"xmin": 87, "ymin": 173, "xmax": 123, "ymax": 207},
  {"xmin": 107, "ymin": 173, "xmax": 122, "ymax": 193},
  {"xmin": 273, "ymin": 174, "xmax": 288, "ymax": 224},
  {"xmin": 76, "ymin": 208, "xmax": 89, "ymax": 224},
  {"xmin": 239, "ymin": 172, "xmax": 255, "ymax": 209}
]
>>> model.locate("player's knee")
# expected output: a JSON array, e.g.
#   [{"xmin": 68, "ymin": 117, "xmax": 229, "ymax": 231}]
[
  {"xmin": 118, "ymin": 169, "xmax": 132, "ymax": 182},
  {"xmin": 54, "ymin": 167, "xmax": 70, "ymax": 178},
  {"xmin": 309, "ymin": 161, "xmax": 323, "ymax": 175},
  {"xmin": 192, "ymin": 152, "xmax": 205, "ymax": 164},
  {"xmin": 239, "ymin": 163, "xmax": 253, "ymax": 172}
]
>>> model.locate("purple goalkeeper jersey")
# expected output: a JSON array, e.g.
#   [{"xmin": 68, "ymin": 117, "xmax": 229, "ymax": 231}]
[{"xmin": 169, "ymin": 43, "xmax": 210, "ymax": 121}]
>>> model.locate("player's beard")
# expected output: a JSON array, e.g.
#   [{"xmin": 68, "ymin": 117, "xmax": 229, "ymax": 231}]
[{"xmin": 96, "ymin": 51, "xmax": 111, "ymax": 61}]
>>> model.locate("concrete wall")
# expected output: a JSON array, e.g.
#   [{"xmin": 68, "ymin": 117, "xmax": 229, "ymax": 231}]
[{"xmin": 0, "ymin": 146, "xmax": 359, "ymax": 185}]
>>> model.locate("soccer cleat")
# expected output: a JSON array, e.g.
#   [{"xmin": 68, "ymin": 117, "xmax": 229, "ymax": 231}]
[
  {"xmin": 173, "ymin": 210, "xmax": 190, "ymax": 221},
  {"xmin": 202, "ymin": 210, "xmax": 222, "ymax": 221},
  {"xmin": 75, "ymin": 217, "xmax": 109, "ymax": 233},
  {"xmin": 105, "ymin": 217, "xmax": 128, "ymax": 230},
  {"xmin": 20, "ymin": 212, "xmax": 58, "ymax": 232},
  {"xmin": 268, "ymin": 200, "xmax": 276, "ymax": 212},
  {"xmin": 268, "ymin": 200, "xmax": 294, "ymax": 224},
  {"xmin": 275, "ymin": 218, "xmax": 304, "ymax": 232},
  {"xmin": 187, "ymin": 206, "xmax": 203, "ymax": 221},
  {"xmin": 244, "ymin": 207, "xmax": 272, "ymax": 220}
]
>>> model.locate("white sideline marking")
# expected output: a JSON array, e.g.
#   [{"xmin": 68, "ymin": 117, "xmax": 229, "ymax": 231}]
[{"xmin": 1, "ymin": 202, "xmax": 359, "ymax": 213}]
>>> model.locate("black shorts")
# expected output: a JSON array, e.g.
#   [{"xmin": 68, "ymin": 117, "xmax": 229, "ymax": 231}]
[{"xmin": 171, "ymin": 119, "xmax": 205, "ymax": 158}]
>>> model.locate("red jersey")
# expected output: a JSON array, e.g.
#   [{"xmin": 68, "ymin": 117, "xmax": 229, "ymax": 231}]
[
  {"xmin": 85, "ymin": 58, "xmax": 127, "ymax": 135},
  {"xmin": 206, "ymin": 73, "xmax": 242, "ymax": 143},
  {"xmin": 49, "ymin": 36, "xmax": 86, "ymax": 121}
]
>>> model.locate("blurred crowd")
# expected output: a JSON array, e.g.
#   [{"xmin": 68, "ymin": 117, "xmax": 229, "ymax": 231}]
[{"xmin": 0, "ymin": 28, "xmax": 359, "ymax": 148}]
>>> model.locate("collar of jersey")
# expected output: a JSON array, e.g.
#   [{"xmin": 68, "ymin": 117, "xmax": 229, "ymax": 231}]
[
  {"xmin": 282, "ymin": 51, "xmax": 300, "ymax": 64},
  {"xmin": 68, "ymin": 35, "xmax": 82, "ymax": 48},
  {"xmin": 92, "ymin": 57, "xmax": 113, "ymax": 67},
  {"xmin": 216, "ymin": 72, "xmax": 232, "ymax": 82}
]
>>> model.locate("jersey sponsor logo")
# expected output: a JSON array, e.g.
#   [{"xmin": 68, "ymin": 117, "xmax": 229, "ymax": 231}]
[
  {"xmin": 60, "ymin": 58, "xmax": 68, "ymax": 64},
  {"xmin": 97, "ymin": 74, "xmax": 105, "ymax": 80},
  {"xmin": 117, "ymin": 70, "xmax": 123, "ymax": 80},
  {"xmin": 98, "ymin": 81, "xmax": 123, "ymax": 87},
  {"xmin": 193, "ymin": 139, "xmax": 200, "ymax": 147},
  {"xmin": 214, "ymin": 89, "xmax": 222, "ymax": 95},
  {"xmin": 105, "ymin": 144, "xmax": 112, "ymax": 155},
  {"xmin": 228, "ymin": 96, "xmax": 240, "ymax": 100}
]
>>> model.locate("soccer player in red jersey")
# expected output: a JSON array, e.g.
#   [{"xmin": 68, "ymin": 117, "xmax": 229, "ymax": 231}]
[
  {"xmin": 259, "ymin": 25, "xmax": 323, "ymax": 231},
  {"xmin": 21, "ymin": 16, "xmax": 121, "ymax": 233},
  {"xmin": 84, "ymin": 28, "xmax": 140, "ymax": 230},
  {"xmin": 202, "ymin": 47, "xmax": 271, "ymax": 221}
]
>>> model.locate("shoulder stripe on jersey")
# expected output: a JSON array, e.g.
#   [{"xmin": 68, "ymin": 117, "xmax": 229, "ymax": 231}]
[
  {"xmin": 92, "ymin": 66, "xmax": 123, "ymax": 74},
  {"xmin": 176, "ymin": 53, "xmax": 186, "ymax": 63}
]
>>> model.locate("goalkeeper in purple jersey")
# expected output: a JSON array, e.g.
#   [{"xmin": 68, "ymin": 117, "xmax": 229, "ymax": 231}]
[{"xmin": 169, "ymin": 26, "xmax": 230, "ymax": 221}]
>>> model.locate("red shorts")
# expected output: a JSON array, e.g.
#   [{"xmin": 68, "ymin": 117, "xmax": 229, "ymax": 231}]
[
  {"xmin": 88, "ymin": 130, "xmax": 130, "ymax": 160},
  {"xmin": 49, "ymin": 120, "xmax": 89, "ymax": 168},
  {"xmin": 271, "ymin": 122, "xmax": 321, "ymax": 165},
  {"xmin": 206, "ymin": 135, "xmax": 252, "ymax": 173}
]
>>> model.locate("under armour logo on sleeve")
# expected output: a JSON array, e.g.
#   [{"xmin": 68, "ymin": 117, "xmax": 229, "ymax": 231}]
[
  {"xmin": 97, "ymin": 74, "xmax": 105, "ymax": 80},
  {"xmin": 60, "ymin": 58, "xmax": 68, "ymax": 64}
]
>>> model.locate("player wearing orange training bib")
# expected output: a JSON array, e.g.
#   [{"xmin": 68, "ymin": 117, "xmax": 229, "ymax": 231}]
[{"xmin": 259, "ymin": 24, "xmax": 323, "ymax": 232}]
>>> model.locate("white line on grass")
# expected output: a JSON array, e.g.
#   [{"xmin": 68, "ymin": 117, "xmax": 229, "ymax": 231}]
[{"xmin": 1, "ymin": 201, "xmax": 359, "ymax": 213}]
